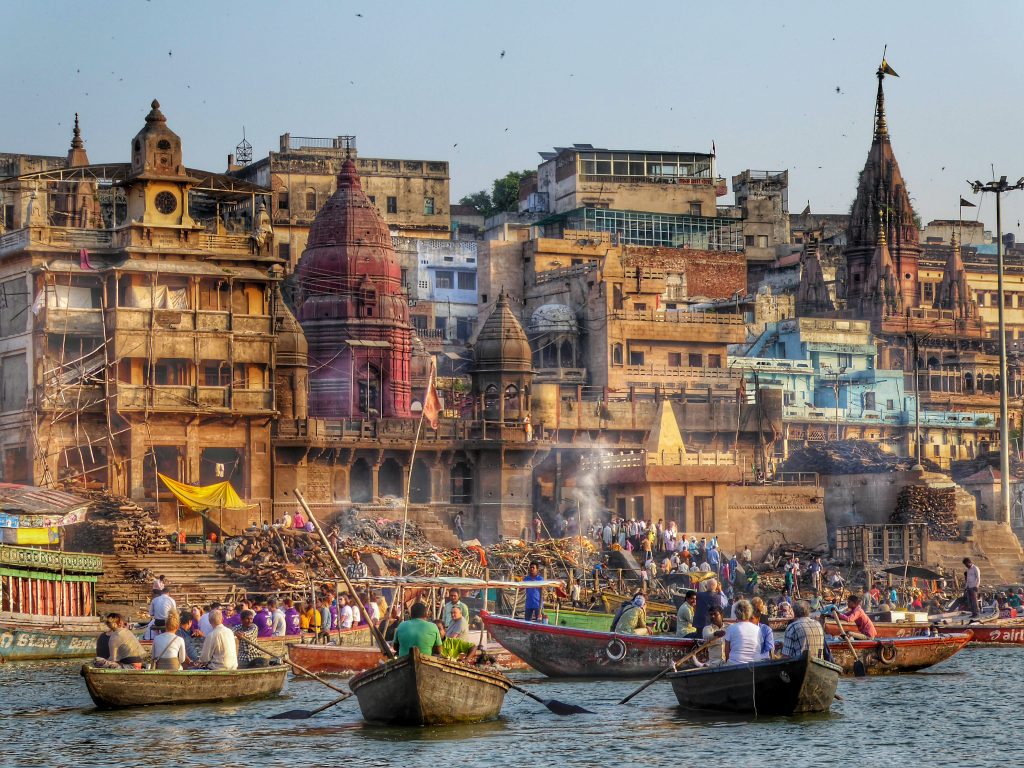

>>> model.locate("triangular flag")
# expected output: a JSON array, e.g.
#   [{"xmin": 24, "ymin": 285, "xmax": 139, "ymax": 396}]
[
  {"xmin": 959, "ymin": 197, "xmax": 976, "ymax": 208},
  {"xmin": 880, "ymin": 59, "xmax": 899, "ymax": 77},
  {"xmin": 422, "ymin": 360, "xmax": 441, "ymax": 429}
]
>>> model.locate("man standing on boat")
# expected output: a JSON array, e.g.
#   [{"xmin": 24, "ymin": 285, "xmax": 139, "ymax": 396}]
[
  {"xmin": 523, "ymin": 562, "xmax": 545, "ymax": 621},
  {"xmin": 963, "ymin": 557, "xmax": 982, "ymax": 618},
  {"xmin": 393, "ymin": 602, "xmax": 443, "ymax": 657}
]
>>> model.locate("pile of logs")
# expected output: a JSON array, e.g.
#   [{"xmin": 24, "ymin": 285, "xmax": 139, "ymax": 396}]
[
  {"xmin": 890, "ymin": 485, "xmax": 960, "ymax": 540},
  {"xmin": 224, "ymin": 528, "xmax": 335, "ymax": 592},
  {"xmin": 782, "ymin": 440, "xmax": 940, "ymax": 475},
  {"xmin": 64, "ymin": 489, "xmax": 172, "ymax": 554}
]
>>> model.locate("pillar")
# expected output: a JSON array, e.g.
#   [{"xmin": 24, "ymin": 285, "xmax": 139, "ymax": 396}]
[{"xmin": 371, "ymin": 462, "xmax": 380, "ymax": 501}]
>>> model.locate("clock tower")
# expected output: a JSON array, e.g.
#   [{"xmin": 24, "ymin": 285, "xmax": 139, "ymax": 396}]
[{"xmin": 124, "ymin": 99, "xmax": 198, "ymax": 227}]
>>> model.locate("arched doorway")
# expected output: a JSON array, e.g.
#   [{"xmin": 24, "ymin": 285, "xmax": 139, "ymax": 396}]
[
  {"xmin": 505, "ymin": 384, "xmax": 520, "ymax": 420},
  {"xmin": 450, "ymin": 461, "xmax": 472, "ymax": 503},
  {"xmin": 378, "ymin": 458, "xmax": 403, "ymax": 498},
  {"xmin": 484, "ymin": 384, "xmax": 499, "ymax": 420},
  {"xmin": 350, "ymin": 458, "xmax": 372, "ymax": 503},
  {"xmin": 410, "ymin": 458, "xmax": 431, "ymax": 503}
]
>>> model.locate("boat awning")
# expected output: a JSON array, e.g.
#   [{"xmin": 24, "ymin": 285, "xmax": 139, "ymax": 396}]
[{"xmin": 349, "ymin": 576, "xmax": 564, "ymax": 589}]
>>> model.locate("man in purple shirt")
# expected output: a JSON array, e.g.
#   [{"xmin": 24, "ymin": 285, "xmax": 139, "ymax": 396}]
[
  {"xmin": 253, "ymin": 601, "xmax": 273, "ymax": 638},
  {"xmin": 282, "ymin": 598, "xmax": 301, "ymax": 636},
  {"xmin": 223, "ymin": 603, "xmax": 244, "ymax": 629}
]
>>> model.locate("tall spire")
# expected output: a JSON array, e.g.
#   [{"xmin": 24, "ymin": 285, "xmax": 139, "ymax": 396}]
[
  {"xmin": 71, "ymin": 113, "xmax": 84, "ymax": 149},
  {"xmin": 874, "ymin": 69, "xmax": 888, "ymax": 142},
  {"xmin": 66, "ymin": 112, "xmax": 90, "ymax": 168}
]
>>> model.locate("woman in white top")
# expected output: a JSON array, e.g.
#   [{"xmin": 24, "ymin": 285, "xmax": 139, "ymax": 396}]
[
  {"xmin": 151, "ymin": 612, "xmax": 186, "ymax": 671},
  {"xmin": 723, "ymin": 600, "xmax": 763, "ymax": 665}
]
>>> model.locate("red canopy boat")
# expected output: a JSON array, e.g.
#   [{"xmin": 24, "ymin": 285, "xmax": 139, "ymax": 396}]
[{"xmin": 481, "ymin": 611, "xmax": 695, "ymax": 678}]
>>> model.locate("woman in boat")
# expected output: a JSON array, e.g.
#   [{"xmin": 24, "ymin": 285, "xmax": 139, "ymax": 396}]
[
  {"xmin": 105, "ymin": 614, "xmax": 145, "ymax": 669},
  {"xmin": 152, "ymin": 612, "xmax": 187, "ymax": 671},
  {"xmin": 612, "ymin": 595, "xmax": 649, "ymax": 635},
  {"xmin": 723, "ymin": 600, "xmax": 763, "ymax": 665}
]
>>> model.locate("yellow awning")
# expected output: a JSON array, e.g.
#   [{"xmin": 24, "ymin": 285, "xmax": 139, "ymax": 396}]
[{"xmin": 158, "ymin": 473, "xmax": 253, "ymax": 513}]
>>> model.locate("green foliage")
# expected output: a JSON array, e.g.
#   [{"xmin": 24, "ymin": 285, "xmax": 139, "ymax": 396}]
[
  {"xmin": 440, "ymin": 637, "xmax": 476, "ymax": 660},
  {"xmin": 459, "ymin": 169, "xmax": 534, "ymax": 219}
]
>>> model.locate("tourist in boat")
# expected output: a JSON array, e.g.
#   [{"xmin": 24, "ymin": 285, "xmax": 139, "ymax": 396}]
[
  {"xmin": 694, "ymin": 578, "xmax": 728, "ymax": 634},
  {"xmin": 199, "ymin": 609, "xmax": 238, "ymax": 671},
  {"xmin": 701, "ymin": 606, "xmax": 727, "ymax": 666},
  {"xmin": 612, "ymin": 595, "xmax": 648, "ymax": 635},
  {"xmin": 177, "ymin": 611, "xmax": 201, "ymax": 665},
  {"xmin": 224, "ymin": 603, "xmax": 244, "ymax": 629},
  {"xmin": 676, "ymin": 590, "xmax": 697, "ymax": 636},
  {"xmin": 723, "ymin": 600, "xmax": 763, "ymax": 664},
  {"xmin": 198, "ymin": 602, "xmax": 220, "ymax": 636},
  {"xmin": 253, "ymin": 601, "xmax": 274, "ymax": 638},
  {"xmin": 442, "ymin": 589, "xmax": 470, "ymax": 626},
  {"xmin": 394, "ymin": 602, "xmax": 443, "ymax": 657},
  {"xmin": 523, "ymin": 562, "xmax": 545, "ymax": 621},
  {"xmin": 751, "ymin": 607, "xmax": 775, "ymax": 658},
  {"xmin": 103, "ymin": 613, "xmax": 145, "ymax": 669},
  {"xmin": 830, "ymin": 595, "xmax": 877, "ymax": 639},
  {"xmin": 96, "ymin": 615, "xmax": 115, "ymax": 659},
  {"xmin": 319, "ymin": 597, "xmax": 334, "ymax": 642},
  {"xmin": 269, "ymin": 599, "xmax": 286, "ymax": 637},
  {"xmin": 146, "ymin": 587, "xmax": 177, "ymax": 640},
  {"xmin": 963, "ymin": 558, "xmax": 982, "ymax": 618},
  {"xmin": 780, "ymin": 601, "xmax": 826, "ymax": 660},
  {"xmin": 234, "ymin": 610, "xmax": 267, "ymax": 668},
  {"xmin": 282, "ymin": 599, "xmax": 301, "ymax": 636},
  {"xmin": 152, "ymin": 612, "xmax": 187, "ymax": 671},
  {"xmin": 446, "ymin": 605, "xmax": 469, "ymax": 640}
]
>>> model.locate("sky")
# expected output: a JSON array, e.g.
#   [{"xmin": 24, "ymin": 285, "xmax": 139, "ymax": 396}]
[{"xmin": 5, "ymin": 0, "xmax": 1024, "ymax": 235}]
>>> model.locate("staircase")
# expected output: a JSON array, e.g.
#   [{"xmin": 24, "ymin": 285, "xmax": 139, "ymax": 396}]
[
  {"xmin": 928, "ymin": 521, "xmax": 1024, "ymax": 585},
  {"xmin": 410, "ymin": 507, "xmax": 462, "ymax": 549},
  {"xmin": 97, "ymin": 552, "xmax": 261, "ymax": 609}
]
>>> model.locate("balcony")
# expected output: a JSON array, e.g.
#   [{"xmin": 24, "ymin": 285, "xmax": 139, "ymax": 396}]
[
  {"xmin": 115, "ymin": 384, "xmax": 273, "ymax": 413},
  {"xmin": 623, "ymin": 365, "xmax": 739, "ymax": 386},
  {"xmin": 38, "ymin": 384, "xmax": 106, "ymax": 412},
  {"xmin": 232, "ymin": 389, "xmax": 273, "ymax": 412},
  {"xmin": 43, "ymin": 307, "xmax": 104, "ymax": 336}
]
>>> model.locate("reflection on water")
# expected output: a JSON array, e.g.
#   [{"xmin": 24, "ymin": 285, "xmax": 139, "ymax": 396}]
[{"xmin": 0, "ymin": 649, "xmax": 1019, "ymax": 767}]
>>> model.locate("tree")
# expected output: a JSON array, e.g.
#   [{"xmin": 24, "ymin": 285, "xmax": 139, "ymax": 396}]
[{"xmin": 459, "ymin": 169, "xmax": 534, "ymax": 219}]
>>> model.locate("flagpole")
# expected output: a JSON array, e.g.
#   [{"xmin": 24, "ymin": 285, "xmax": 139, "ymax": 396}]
[{"xmin": 398, "ymin": 359, "xmax": 436, "ymax": 578}]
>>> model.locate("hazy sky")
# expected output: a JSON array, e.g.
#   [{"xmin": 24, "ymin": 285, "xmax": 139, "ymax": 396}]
[{"xmin": 5, "ymin": 1, "xmax": 1024, "ymax": 234}]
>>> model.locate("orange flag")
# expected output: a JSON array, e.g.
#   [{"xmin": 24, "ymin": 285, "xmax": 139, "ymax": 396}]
[{"xmin": 422, "ymin": 360, "xmax": 441, "ymax": 429}]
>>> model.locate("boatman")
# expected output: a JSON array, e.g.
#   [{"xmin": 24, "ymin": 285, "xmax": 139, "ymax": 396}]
[
  {"xmin": 963, "ymin": 557, "xmax": 982, "ymax": 618},
  {"xmin": 442, "ymin": 589, "xmax": 470, "ymax": 626},
  {"xmin": 523, "ymin": 561, "xmax": 545, "ymax": 622},
  {"xmin": 830, "ymin": 595, "xmax": 877, "ymax": 639},
  {"xmin": 393, "ymin": 602, "xmax": 443, "ymax": 657}
]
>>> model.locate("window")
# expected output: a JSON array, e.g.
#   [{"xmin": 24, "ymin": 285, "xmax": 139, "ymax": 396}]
[
  {"xmin": 278, "ymin": 243, "xmax": 290, "ymax": 262},
  {"xmin": 412, "ymin": 315, "xmax": 428, "ymax": 330},
  {"xmin": 633, "ymin": 303, "xmax": 647, "ymax": 312},
  {"xmin": 386, "ymin": 196, "xmax": 397, "ymax": 214},
  {"xmin": 837, "ymin": 354, "xmax": 853, "ymax": 367},
  {"xmin": 277, "ymin": 192, "xmax": 289, "ymax": 210},
  {"xmin": 886, "ymin": 399, "xmax": 895, "ymax": 410},
  {"xmin": 628, "ymin": 350, "xmax": 645, "ymax": 366},
  {"xmin": 616, "ymin": 497, "xmax": 627, "ymax": 517},
  {"xmin": 0, "ymin": 353, "xmax": 27, "ymax": 412},
  {"xmin": 694, "ymin": 496, "xmax": 715, "ymax": 532},
  {"xmin": 923, "ymin": 282, "xmax": 934, "ymax": 302},
  {"xmin": 435, "ymin": 271, "xmax": 454, "ymax": 289},
  {"xmin": 688, "ymin": 353, "xmax": 702, "ymax": 367},
  {"xmin": 368, "ymin": 195, "xmax": 376, "ymax": 205},
  {"xmin": 424, "ymin": 197, "xmax": 435, "ymax": 215},
  {"xmin": 745, "ymin": 235, "xmax": 756, "ymax": 247},
  {"xmin": 457, "ymin": 272, "xmax": 476, "ymax": 290},
  {"xmin": 864, "ymin": 392, "xmax": 876, "ymax": 410},
  {"xmin": 201, "ymin": 362, "xmax": 230, "ymax": 387},
  {"xmin": 305, "ymin": 189, "xmax": 316, "ymax": 211},
  {"xmin": 612, "ymin": 344, "xmax": 624, "ymax": 366},
  {"xmin": 689, "ymin": 202, "xmax": 702, "ymax": 216},
  {"xmin": 633, "ymin": 496, "xmax": 645, "ymax": 520},
  {"xmin": 757, "ymin": 235, "xmax": 769, "ymax": 248},
  {"xmin": 435, "ymin": 317, "xmax": 447, "ymax": 332},
  {"xmin": 708, "ymin": 354, "xmax": 722, "ymax": 368},
  {"xmin": 665, "ymin": 496, "xmax": 686, "ymax": 526},
  {"xmin": 450, "ymin": 462, "xmax": 473, "ymax": 504},
  {"xmin": 668, "ymin": 352, "xmax": 682, "ymax": 367},
  {"xmin": 456, "ymin": 316, "xmax": 473, "ymax": 341},
  {"xmin": 400, "ymin": 268, "xmax": 408, "ymax": 288}
]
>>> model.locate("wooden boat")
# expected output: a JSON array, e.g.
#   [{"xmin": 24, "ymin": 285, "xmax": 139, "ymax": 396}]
[
  {"xmin": 549, "ymin": 607, "xmax": 617, "ymax": 632},
  {"xmin": 666, "ymin": 654, "xmax": 841, "ymax": 715},
  {"xmin": 824, "ymin": 618, "xmax": 1024, "ymax": 645},
  {"xmin": 348, "ymin": 648, "xmax": 510, "ymax": 726},
  {"xmin": 481, "ymin": 610, "xmax": 695, "ymax": 678},
  {"xmin": 80, "ymin": 664, "xmax": 288, "ymax": 709},
  {"xmin": 0, "ymin": 544, "xmax": 106, "ymax": 661},
  {"xmin": 600, "ymin": 591, "xmax": 675, "ymax": 616},
  {"xmin": 288, "ymin": 639, "xmax": 528, "ymax": 675},
  {"xmin": 827, "ymin": 632, "xmax": 972, "ymax": 675}
]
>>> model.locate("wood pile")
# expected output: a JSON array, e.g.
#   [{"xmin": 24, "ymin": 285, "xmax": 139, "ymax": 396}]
[
  {"xmin": 890, "ymin": 485, "xmax": 960, "ymax": 540},
  {"xmin": 782, "ymin": 440, "xmax": 940, "ymax": 475},
  {"xmin": 63, "ymin": 489, "xmax": 172, "ymax": 554}
]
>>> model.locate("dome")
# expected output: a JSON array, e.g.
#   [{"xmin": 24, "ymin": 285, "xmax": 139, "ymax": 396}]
[
  {"xmin": 273, "ymin": 285, "xmax": 307, "ymax": 367},
  {"xmin": 473, "ymin": 292, "xmax": 532, "ymax": 373},
  {"xmin": 529, "ymin": 303, "xmax": 578, "ymax": 335}
]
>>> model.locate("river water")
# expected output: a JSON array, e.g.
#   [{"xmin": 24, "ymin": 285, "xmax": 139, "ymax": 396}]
[{"xmin": 0, "ymin": 647, "xmax": 1016, "ymax": 768}]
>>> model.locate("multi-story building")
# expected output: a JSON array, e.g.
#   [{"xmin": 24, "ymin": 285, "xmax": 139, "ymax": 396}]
[
  {"xmin": 0, "ymin": 101, "xmax": 287, "ymax": 529},
  {"xmin": 233, "ymin": 134, "xmax": 451, "ymax": 267},
  {"xmin": 733, "ymin": 170, "xmax": 790, "ymax": 282}
]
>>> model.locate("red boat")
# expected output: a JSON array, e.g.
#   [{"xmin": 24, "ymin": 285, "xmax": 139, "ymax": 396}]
[
  {"xmin": 481, "ymin": 611, "xmax": 695, "ymax": 678},
  {"xmin": 827, "ymin": 632, "xmax": 972, "ymax": 675},
  {"xmin": 288, "ymin": 639, "xmax": 528, "ymax": 675},
  {"xmin": 825, "ymin": 618, "xmax": 1024, "ymax": 645}
]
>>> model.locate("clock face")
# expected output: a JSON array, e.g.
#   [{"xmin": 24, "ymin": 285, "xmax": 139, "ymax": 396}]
[{"xmin": 154, "ymin": 191, "xmax": 177, "ymax": 214}]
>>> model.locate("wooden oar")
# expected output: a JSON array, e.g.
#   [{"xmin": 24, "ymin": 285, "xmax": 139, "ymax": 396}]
[
  {"xmin": 236, "ymin": 634, "xmax": 348, "ymax": 695},
  {"xmin": 270, "ymin": 691, "xmax": 355, "ymax": 720},
  {"xmin": 830, "ymin": 612, "xmax": 866, "ymax": 677},
  {"xmin": 618, "ymin": 638, "xmax": 719, "ymax": 705},
  {"xmin": 506, "ymin": 683, "xmax": 592, "ymax": 715}
]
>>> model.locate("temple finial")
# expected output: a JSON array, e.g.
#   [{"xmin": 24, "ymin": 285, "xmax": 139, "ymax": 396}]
[{"xmin": 71, "ymin": 113, "xmax": 84, "ymax": 149}]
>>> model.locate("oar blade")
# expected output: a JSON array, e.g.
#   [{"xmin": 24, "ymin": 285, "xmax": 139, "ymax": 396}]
[
  {"xmin": 269, "ymin": 709, "xmax": 315, "ymax": 720},
  {"xmin": 545, "ymin": 699, "xmax": 594, "ymax": 716},
  {"xmin": 853, "ymin": 659, "xmax": 867, "ymax": 678}
]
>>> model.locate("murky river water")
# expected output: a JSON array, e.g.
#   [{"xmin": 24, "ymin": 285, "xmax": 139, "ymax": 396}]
[{"xmin": 0, "ymin": 647, "xmax": 1017, "ymax": 768}]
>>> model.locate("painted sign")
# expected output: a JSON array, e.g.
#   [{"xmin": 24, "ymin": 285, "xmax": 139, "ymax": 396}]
[{"xmin": 0, "ymin": 625, "xmax": 99, "ymax": 661}]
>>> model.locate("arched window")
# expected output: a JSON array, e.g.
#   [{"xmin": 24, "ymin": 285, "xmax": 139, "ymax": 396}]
[
  {"xmin": 305, "ymin": 189, "xmax": 317, "ymax": 211},
  {"xmin": 964, "ymin": 372, "xmax": 974, "ymax": 393},
  {"xmin": 483, "ymin": 384, "xmax": 499, "ymax": 419},
  {"xmin": 505, "ymin": 384, "xmax": 520, "ymax": 419},
  {"xmin": 612, "ymin": 343, "xmax": 624, "ymax": 366},
  {"xmin": 410, "ymin": 459, "xmax": 432, "ymax": 504}
]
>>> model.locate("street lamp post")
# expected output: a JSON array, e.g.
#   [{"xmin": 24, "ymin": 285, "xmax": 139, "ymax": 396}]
[{"xmin": 969, "ymin": 176, "xmax": 1024, "ymax": 524}]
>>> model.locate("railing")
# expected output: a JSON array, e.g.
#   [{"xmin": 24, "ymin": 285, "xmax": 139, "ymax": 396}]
[
  {"xmin": 0, "ymin": 544, "xmax": 103, "ymax": 574},
  {"xmin": 0, "ymin": 229, "xmax": 29, "ymax": 253},
  {"xmin": 783, "ymin": 406, "xmax": 996, "ymax": 428},
  {"xmin": 202, "ymin": 234, "xmax": 252, "ymax": 254},
  {"xmin": 611, "ymin": 309, "xmax": 744, "ymax": 325},
  {"xmin": 274, "ymin": 418, "xmax": 538, "ymax": 444},
  {"xmin": 623, "ymin": 365, "xmax": 739, "ymax": 382},
  {"xmin": 581, "ymin": 449, "xmax": 743, "ymax": 470}
]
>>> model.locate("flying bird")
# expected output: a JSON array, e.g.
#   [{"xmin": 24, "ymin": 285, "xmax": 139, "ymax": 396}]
[
  {"xmin": 499, "ymin": 50, "xmax": 505, "ymax": 58},
  {"xmin": 356, "ymin": 12, "xmax": 363, "ymax": 16},
  {"xmin": 168, "ymin": 50, "xmax": 172, "ymax": 56}
]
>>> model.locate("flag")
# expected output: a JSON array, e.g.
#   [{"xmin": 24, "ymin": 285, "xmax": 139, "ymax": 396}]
[
  {"xmin": 960, "ymin": 197, "xmax": 976, "ymax": 208},
  {"xmin": 422, "ymin": 360, "xmax": 441, "ymax": 429},
  {"xmin": 880, "ymin": 59, "xmax": 899, "ymax": 77},
  {"xmin": 711, "ymin": 140, "xmax": 716, "ymax": 156}
]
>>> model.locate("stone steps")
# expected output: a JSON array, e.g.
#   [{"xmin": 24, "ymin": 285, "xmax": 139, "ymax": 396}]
[{"xmin": 98, "ymin": 552, "xmax": 261, "ymax": 608}]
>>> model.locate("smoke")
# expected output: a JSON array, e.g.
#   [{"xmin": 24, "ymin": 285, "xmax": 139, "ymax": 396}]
[{"xmin": 569, "ymin": 447, "xmax": 613, "ymax": 531}]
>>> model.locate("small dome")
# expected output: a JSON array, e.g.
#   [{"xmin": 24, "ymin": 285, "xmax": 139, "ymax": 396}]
[
  {"xmin": 473, "ymin": 292, "xmax": 532, "ymax": 373},
  {"xmin": 273, "ymin": 285, "xmax": 308, "ymax": 366},
  {"xmin": 529, "ymin": 303, "xmax": 578, "ymax": 334}
]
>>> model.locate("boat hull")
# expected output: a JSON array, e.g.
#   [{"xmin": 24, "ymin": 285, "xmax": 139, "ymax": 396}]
[
  {"xmin": 288, "ymin": 640, "xmax": 528, "ymax": 675},
  {"xmin": 827, "ymin": 632, "xmax": 971, "ymax": 675},
  {"xmin": 825, "ymin": 619, "xmax": 1024, "ymax": 645},
  {"xmin": 80, "ymin": 664, "xmax": 288, "ymax": 709},
  {"xmin": 348, "ymin": 649, "xmax": 510, "ymax": 726},
  {"xmin": 481, "ymin": 610, "xmax": 695, "ymax": 678},
  {"xmin": 0, "ymin": 622, "xmax": 103, "ymax": 661},
  {"xmin": 667, "ymin": 655, "xmax": 841, "ymax": 715}
]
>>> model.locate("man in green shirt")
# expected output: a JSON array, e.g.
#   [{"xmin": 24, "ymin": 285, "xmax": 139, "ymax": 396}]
[{"xmin": 394, "ymin": 602, "xmax": 443, "ymax": 658}]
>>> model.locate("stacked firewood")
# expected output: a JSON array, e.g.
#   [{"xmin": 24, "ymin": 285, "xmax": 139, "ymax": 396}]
[
  {"xmin": 64, "ymin": 489, "xmax": 172, "ymax": 554},
  {"xmin": 890, "ymin": 485, "xmax": 960, "ymax": 540}
]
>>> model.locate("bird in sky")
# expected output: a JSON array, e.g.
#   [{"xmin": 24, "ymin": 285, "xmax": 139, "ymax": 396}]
[
  {"xmin": 500, "ymin": 50, "xmax": 506, "ymax": 58},
  {"xmin": 168, "ymin": 50, "xmax": 172, "ymax": 56}
]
